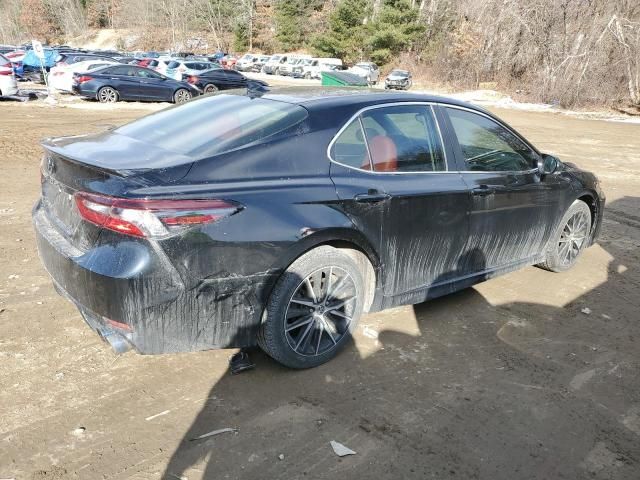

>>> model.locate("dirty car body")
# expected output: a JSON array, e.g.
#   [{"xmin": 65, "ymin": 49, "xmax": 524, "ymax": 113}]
[{"xmin": 32, "ymin": 88, "xmax": 605, "ymax": 361}]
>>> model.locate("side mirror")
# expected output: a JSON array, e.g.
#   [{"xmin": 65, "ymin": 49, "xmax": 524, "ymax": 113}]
[{"xmin": 538, "ymin": 153, "xmax": 559, "ymax": 175}]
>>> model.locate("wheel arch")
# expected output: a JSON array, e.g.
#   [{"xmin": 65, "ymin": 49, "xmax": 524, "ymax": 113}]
[
  {"xmin": 268, "ymin": 228, "xmax": 382, "ymax": 314},
  {"xmin": 575, "ymin": 190, "xmax": 602, "ymax": 245}
]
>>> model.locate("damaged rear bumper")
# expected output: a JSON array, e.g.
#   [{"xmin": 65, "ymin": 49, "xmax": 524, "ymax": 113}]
[{"xmin": 33, "ymin": 202, "xmax": 277, "ymax": 354}]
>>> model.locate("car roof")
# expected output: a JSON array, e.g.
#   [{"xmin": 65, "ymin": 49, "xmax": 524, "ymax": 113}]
[{"xmin": 260, "ymin": 87, "xmax": 486, "ymax": 113}]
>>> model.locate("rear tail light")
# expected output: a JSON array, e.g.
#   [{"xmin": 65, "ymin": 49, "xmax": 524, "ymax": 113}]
[
  {"xmin": 187, "ymin": 75, "xmax": 198, "ymax": 84},
  {"xmin": 0, "ymin": 69, "xmax": 12, "ymax": 76},
  {"xmin": 74, "ymin": 192, "xmax": 242, "ymax": 238},
  {"xmin": 75, "ymin": 75, "xmax": 93, "ymax": 84}
]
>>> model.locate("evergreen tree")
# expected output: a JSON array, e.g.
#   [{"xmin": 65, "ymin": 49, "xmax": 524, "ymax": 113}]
[
  {"xmin": 367, "ymin": 0, "xmax": 424, "ymax": 64},
  {"xmin": 312, "ymin": 0, "xmax": 370, "ymax": 63},
  {"xmin": 275, "ymin": 0, "xmax": 322, "ymax": 51}
]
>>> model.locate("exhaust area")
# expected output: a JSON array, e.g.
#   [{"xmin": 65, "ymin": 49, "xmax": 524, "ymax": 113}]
[
  {"xmin": 80, "ymin": 309, "xmax": 133, "ymax": 354},
  {"xmin": 103, "ymin": 331, "xmax": 133, "ymax": 354}
]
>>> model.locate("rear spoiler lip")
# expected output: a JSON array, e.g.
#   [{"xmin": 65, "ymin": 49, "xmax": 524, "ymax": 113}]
[{"xmin": 41, "ymin": 131, "xmax": 195, "ymax": 176}]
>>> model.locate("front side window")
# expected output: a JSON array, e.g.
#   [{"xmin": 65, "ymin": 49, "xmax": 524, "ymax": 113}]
[
  {"xmin": 331, "ymin": 105, "xmax": 446, "ymax": 173},
  {"xmin": 446, "ymin": 107, "xmax": 537, "ymax": 172},
  {"xmin": 136, "ymin": 68, "xmax": 161, "ymax": 79}
]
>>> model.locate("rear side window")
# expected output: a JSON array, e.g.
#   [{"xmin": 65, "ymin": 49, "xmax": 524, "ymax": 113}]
[
  {"xmin": 331, "ymin": 120, "xmax": 368, "ymax": 169},
  {"xmin": 116, "ymin": 94, "xmax": 309, "ymax": 159},
  {"xmin": 446, "ymin": 107, "xmax": 537, "ymax": 171},
  {"xmin": 167, "ymin": 61, "xmax": 180, "ymax": 68},
  {"xmin": 331, "ymin": 105, "xmax": 446, "ymax": 173},
  {"xmin": 109, "ymin": 66, "xmax": 135, "ymax": 76}
]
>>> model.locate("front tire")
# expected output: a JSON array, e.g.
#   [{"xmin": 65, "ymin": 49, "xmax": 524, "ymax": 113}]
[
  {"xmin": 174, "ymin": 88, "xmax": 192, "ymax": 104},
  {"xmin": 538, "ymin": 200, "xmax": 592, "ymax": 272},
  {"xmin": 97, "ymin": 86, "xmax": 118, "ymax": 103},
  {"xmin": 258, "ymin": 246, "xmax": 365, "ymax": 369}
]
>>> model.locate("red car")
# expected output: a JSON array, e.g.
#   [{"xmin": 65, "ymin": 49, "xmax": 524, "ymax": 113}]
[
  {"xmin": 136, "ymin": 58, "xmax": 154, "ymax": 68},
  {"xmin": 220, "ymin": 56, "xmax": 237, "ymax": 70}
]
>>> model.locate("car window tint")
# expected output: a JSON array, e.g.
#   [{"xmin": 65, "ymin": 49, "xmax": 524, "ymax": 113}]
[
  {"xmin": 167, "ymin": 61, "xmax": 180, "ymax": 68},
  {"xmin": 108, "ymin": 66, "xmax": 136, "ymax": 76},
  {"xmin": 331, "ymin": 119, "xmax": 368, "ymax": 169},
  {"xmin": 116, "ymin": 94, "xmax": 308, "ymax": 159},
  {"xmin": 360, "ymin": 106, "xmax": 446, "ymax": 172},
  {"xmin": 137, "ymin": 68, "xmax": 160, "ymax": 78},
  {"xmin": 446, "ymin": 107, "xmax": 536, "ymax": 172}
]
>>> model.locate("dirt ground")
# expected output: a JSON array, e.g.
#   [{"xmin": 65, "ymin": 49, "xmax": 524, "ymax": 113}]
[{"xmin": 0, "ymin": 98, "xmax": 639, "ymax": 480}]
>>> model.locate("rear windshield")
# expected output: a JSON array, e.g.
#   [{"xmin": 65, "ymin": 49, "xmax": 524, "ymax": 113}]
[
  {"xmin": 116, "ymin": 94, "xmax": 308, "ymax": 159},
  {"xmin": 0, "ymin": 54, "xmax": 9, "ymax": 66}
]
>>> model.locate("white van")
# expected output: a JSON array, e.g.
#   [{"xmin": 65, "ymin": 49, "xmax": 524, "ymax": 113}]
[
  {"xmin": 278, "ymin": 54, "xmax": 313, "ymax": 76},
  {"xmin": 262, "ymin": 54, "xmax": 288, "ymax": 75}
]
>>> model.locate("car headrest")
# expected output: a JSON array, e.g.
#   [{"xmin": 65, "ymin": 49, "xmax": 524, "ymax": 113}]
[{"xmin": 362, "ymin": 135, "xmax": 398, "ymax": 172}]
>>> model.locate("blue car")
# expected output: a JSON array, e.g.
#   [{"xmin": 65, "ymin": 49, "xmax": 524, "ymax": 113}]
[{"xmin": 71, "ymin": 64, "xmax": 200, "ymax": 103}]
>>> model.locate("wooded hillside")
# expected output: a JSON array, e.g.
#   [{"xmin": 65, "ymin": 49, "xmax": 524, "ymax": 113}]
[{"xmin": 1, "ymin": 0, "xmax": 639, "ymax": 108}]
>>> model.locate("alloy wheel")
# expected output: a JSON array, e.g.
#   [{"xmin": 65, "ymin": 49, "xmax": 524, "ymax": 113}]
[
  {"xmin": 558, "ymin": 210, "xmax": 589, "ymax": 266},
  {"xmin": 175, "ymin": 89, "xmax": 191, "ymax": 104},
  {"xmin": 204, "ymin": 84, "xmax": 217, "ymax": 93},
  {"xmin": 99, "ymin": 87, "xmax": 117, "ymax": 103},
  {"xmin": 284, "ymin": 266, "xmax": 357, "ymax": 357}
]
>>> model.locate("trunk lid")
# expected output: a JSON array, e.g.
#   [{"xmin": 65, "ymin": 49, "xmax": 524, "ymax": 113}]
[{"xmin": 39, "ymin": 134, "xmax": 194, "ymax": 250}]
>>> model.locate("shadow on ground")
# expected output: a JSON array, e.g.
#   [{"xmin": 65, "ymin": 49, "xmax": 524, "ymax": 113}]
[{"xmin": 162, "ymin": 197, "xmax": 640, "ymax": 480}]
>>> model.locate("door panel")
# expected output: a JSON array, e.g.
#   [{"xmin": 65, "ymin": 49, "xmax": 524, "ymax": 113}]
[
  {"xmin": 330, "ymin": 104, "xmax": 470, "ymax": 297},
  {"xmin": 443, "ymin": 106, "xmax": 572, "ymax": 270}
]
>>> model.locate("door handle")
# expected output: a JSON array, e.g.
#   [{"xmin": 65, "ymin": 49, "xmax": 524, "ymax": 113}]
[
  {"xmin": 354, "ymin": 192, "xmax": 391, "ymax": 203},
  {"xmin": 472, "ymin": 186, "xmax": 496, "ymax": 196}
]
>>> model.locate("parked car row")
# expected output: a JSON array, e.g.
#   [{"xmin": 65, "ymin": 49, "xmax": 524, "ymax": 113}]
[{"xmin": 259, "ymin": 53, "xmax": 344, "ymax": 79}]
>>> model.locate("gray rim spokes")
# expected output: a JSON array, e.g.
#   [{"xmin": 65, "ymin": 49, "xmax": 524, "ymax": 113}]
[
  {"xmin": 177, "ymin": 90, "xmax": 190, "ymax": 102},
  {"xmin": 285, "ymin": 266, "xmax": 357, "ymax": 357},
  {"xmin": 558, "ymin": 211, "xmax": 589, "ymax": 265},
  {"xmin": 101, "ymin": 88, "xmax": 116, "ymax": 102}
]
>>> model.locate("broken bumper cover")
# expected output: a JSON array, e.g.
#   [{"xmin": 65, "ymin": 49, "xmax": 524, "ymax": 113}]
[{"xmin": 33, "ymin": 203, "xmax": 276, "ymax": 354}]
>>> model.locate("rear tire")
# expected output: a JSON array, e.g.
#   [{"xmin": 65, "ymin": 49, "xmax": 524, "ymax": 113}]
[
  {"xmin": 97, "ymin": 86, "xmax": 118, "ymax": 103},
  {"xmin": 204, "ymin": 83, "xmax": 218, "ymax": 94},
  {"xmin": 538, "ymin": 200, "xmax": 592, "ymax": 272},
  {"xmin": 258, "ymin": 246, "xmax": 365, "ymax": 369}
]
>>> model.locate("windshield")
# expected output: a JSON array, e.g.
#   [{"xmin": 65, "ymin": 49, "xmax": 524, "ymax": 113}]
[
  {"xmin": 116, "ymin": 94, "xmax": 308, "ymax": 159},
  {"xmin": 355, "ymin": 63, "xmax": 371, "ymax": 70},
  {"xmin": 390, "ymin": 70, "xmax": 408, "ymax": 77},
  {"xmin": 270, "ymin": 55, "xmax": 281, "ymax": 62}
]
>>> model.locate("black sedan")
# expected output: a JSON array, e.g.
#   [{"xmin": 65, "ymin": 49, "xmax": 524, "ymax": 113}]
[
  {"xmin": 71, "ymin": 65, "xmax": 200, "ymax": 103},
  {"xmin": 33, "ymin": 89, "xmax": 604, "ymax": 369},
  {"xmin": 184, "ymin": 68, "xmax": 267, "ymax": 93}
]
